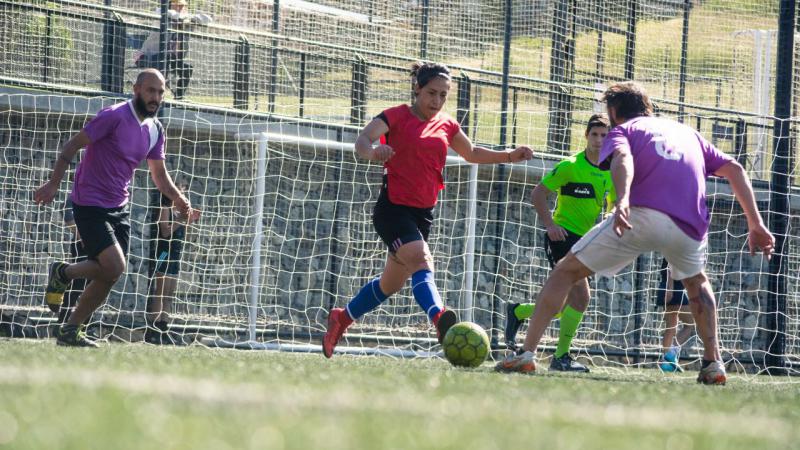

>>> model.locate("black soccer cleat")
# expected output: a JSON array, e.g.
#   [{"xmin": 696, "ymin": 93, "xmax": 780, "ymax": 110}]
[
  {"xmin": 504, "ymin": 302, "xmax": 523, "ymax": 351},
  {"xmin": 144, "ymin": 322, "xmax": 185, "ymax": 346},
  {"xmin": 549, "ymin": 353, "xmax": 590, "ymax": 373},
  {"xmin": 56, "ymin": 324, "xmax": 99, "ymax": 348},
  {"xmin": 435, "ymin": 309, "xmax": 458, "ymax": 344},
  {"xmin": 45, "ymin": 262, "xmax": 70, "ymax": 313}
]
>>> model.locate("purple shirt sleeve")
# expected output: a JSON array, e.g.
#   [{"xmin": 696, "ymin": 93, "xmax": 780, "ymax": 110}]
[
  {"xmin": 698, "ymin": 133, "xmax": 733, "ymax": 176},
  {"xmin": 82, "ymin": 107, "xmax": 117, "ymax": 143},
  {"xmin": 598, "ymin": 126, "xmax": 630, "ymax": 170}
]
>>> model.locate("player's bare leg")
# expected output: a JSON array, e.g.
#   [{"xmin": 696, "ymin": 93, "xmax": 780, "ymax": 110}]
[
  {"xmin": 660, "ymin": 305, "xmax": 683, "ymax": 372},
  {"xmin": 146, "ymin": 275, "xmax": 179, "ymax": 344},
  {"xmin": 65, "ymin": 244, "xmax": 126, "ymax": 326},
  {"xmin": 522, "ymin": 253, "xmax": 593, "ymax": 353},
  {"xmin": 497, "ymin": 252, "xmax": 593, "ymax": 373},
  {"xmin": 682, "ymin": 272, "xmax": 726, "ymax": 384}
]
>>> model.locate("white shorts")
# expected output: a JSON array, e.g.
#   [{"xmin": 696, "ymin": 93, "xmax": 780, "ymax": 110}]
[{"xmin": 571, "ymin": 207, "xmax": 706, "ymax": 280}]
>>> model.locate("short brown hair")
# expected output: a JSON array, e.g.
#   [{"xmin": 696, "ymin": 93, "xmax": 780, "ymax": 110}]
[
  {"xmin": 585, "ymin": 113, "xmax": 609, "ymax": 134},
  {"xmin": 602, "ymin": 82, "xmax": 653, "ymax": 119}
]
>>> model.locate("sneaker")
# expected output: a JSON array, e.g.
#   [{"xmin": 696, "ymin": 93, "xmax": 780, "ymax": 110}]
[
  {"xmin": 45, "ymin": 262, "xmax": 70, "ymax": 312},
  {"xmin": 434, "ymin": 309, "xmax": 458, "ymax": 344},
  {"xmin": 495, "ymin": 350, "xmax": 537, "ymax": 374},
  {"xmin": 56, "ymin": 324, "xmax": 99, "ymax": 348},
  {"xmin": 144, "ymin": 327, "xmax": 184, "ymax": 346},
  {"xmin": 323, "ymin": 308, "xmax": 348, "ymax": 358},
  {"xmin": 549, "ymin": 353, "xmax": 590, "ymax": 372},
  {"xmin": 659, "ymin": 349, "xmax": 683, "ymax": 373},
  {"xmin": 504, "ymin": 302, "xmax": 522, "ymax": 351},
  {"xmin": 697, "ymin": 360, "xmax": 727, "ymax": 385}
]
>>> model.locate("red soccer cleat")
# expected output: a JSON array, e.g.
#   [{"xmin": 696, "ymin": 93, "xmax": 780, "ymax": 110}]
[
  {"xmin": 323, "ymin": 308, "xmax": 351, "ymax": 358},
  {"xmin": 433, "ymin": 309, "xmax": 458, "ymax": 344}
]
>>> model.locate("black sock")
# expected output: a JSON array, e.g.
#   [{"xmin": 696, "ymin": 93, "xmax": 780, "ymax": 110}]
[
  {"xmin": 701, "ymin": 359, "xmax": 715, "ymax": 369},
  {"xmin": 155, "ymin": 321, "xmax": 169, "ymax": 333}
]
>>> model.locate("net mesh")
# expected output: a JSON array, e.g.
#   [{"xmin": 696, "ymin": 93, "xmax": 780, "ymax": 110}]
[{"xmin": 0, "ymin": 0, "xmax": 798, "ymax": 375}]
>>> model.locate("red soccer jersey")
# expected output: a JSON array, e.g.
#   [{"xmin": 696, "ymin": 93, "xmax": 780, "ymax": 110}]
[{"xmin": 379, "ymin": 104, "xmax": 461, "ymax": 208}]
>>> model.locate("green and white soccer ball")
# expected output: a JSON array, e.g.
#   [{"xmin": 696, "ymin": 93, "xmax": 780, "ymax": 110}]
[{"xmin": 442, "ymin": 321, "xmax": 490, "ymax": 368}]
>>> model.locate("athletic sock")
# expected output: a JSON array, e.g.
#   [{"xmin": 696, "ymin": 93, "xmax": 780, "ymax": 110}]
[
  {"xmin": 514, "ymin": 303, "xmax": 563, "ymax": 320},
  {"xmin": 345, "ymin": 277, "xmax": 388, "ymax": 320},
  {"xmin": 554, "ymin": 305, "xmax": 584, "ymax": 358},
  {"xmin": 515, "ymin": 303, "xmax": 534, "ymax": 320},
  {"xmin": 411, "ymin": 269, "xmax": 443, "ymax": 321},
  {"xmin": 701, "ymin": 359, "xmax": 715, "ymax": 369}
]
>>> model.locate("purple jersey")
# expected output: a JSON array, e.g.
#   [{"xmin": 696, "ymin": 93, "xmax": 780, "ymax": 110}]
[
  {"xmin": 71, "ymin": 101, "xmax": 165, "ymax": 208},
  {"xmin": 599, "ymin": 116, "xmax": 733, "ymax": 241}
]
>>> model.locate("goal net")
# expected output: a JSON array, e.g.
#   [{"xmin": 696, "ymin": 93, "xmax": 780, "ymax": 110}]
[{"xmin": 0, "ymin": 0, "xmax": 798, "ymax": 375}]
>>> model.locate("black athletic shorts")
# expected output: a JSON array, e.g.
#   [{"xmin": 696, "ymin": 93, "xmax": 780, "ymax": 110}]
[
  {"xmin": 655, "ymin": 259, "xmax": 689, "ymax": 308},
  {"xmin": 154, "ymin": 239, "xmax": 182, "ymax": 276},
  {"xmin": 72, "ymin": 202, "xmax": 130, "ymax": 259},
  {"xmin": 372, "ymin": 178, "xmax": 434, "ymax": 253},
  {"xmin": 544, "ymin": 228, "xmax": 583, "ymax": 268}
]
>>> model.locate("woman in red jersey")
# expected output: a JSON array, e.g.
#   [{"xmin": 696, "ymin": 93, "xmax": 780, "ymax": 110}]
[{"xmin": 323, "ymin": 62, "xmax": 533, "ymax": 358}]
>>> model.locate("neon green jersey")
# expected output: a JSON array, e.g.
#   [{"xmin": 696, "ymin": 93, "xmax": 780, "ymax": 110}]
[{"xmin": 540, "ymin": 150, "xmax": 616, "ymax": 236}]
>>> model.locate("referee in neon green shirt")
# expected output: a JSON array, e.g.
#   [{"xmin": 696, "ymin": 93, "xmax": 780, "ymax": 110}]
[{"xmin": 505, "ymin": 114, "xmax": 615, "ymax": 372}]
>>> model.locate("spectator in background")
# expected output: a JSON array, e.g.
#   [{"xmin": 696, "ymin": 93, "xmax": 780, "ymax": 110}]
[
  {"xmin": 655, "ymin": 257, "xmax": 696, "ymax": 372},
  {"xmin": 134, "ymin": 0, "xmax": 212, "ymax": 100},
  {"xmin": 145, "ymin": 182, "xmax": 199, "ymax": 345}
]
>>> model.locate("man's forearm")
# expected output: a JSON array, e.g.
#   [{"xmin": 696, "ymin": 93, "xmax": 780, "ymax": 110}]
[
  {"xmin": 531, "ymin": 185, "xmax": 555, "ymax": 227},
  {"xmin": 726, "ymin": 165, "xmax": 764, "ymax": 226},
  {"xmin": 610, "ymin": 151, "xmax": 633, "ymax": 204}
]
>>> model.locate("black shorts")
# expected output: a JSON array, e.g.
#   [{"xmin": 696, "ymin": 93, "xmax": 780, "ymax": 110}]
[
  {"xmin": 544, "ymin": 228, "xmax": 583, "ymax": 268},
  {"xmin": 154, "ymin": 241, "xmax": 182, "ymax": 276},
  {"xmin": 72, "ymin": 203, "xmax": 130, "ymax": 260},
  {"xmin": 655, "ymin": 261, "xmax": 690, "ymax": 308},
  {"xmin": 372, "ymin": 184, "xmax": 434, "ymax": 253}
]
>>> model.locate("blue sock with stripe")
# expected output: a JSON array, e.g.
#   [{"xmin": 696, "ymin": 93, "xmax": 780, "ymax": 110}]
[
  {"xmin": 345, "ymin": 277, "xmax": 388, "ymax": 320},
  {"xmin": 411, "ymin": 269, "xmax": 443, "ymax": 321}
]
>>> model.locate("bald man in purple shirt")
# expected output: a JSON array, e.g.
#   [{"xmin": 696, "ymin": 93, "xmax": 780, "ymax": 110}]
[
  {"xmin": 497, "ymin": 81, "xmax": 774, "ymax": 385},
  {"xmin": 34, "ymin": 69, "xmax": 199, "ymax": 347}
]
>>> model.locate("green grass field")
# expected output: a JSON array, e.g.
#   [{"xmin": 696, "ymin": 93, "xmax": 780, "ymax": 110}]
[{"xmin": 1, "ymin": 339, "xmax": 798, "ymax": 450}]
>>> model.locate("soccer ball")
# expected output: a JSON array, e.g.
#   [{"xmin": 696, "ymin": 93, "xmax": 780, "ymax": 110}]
[{"xmin": 442, "ymin": 322, "xmax": 490, "ymax": 368}]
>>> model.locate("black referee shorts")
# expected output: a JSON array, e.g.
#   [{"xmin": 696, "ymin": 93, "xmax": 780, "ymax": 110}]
[
  {"xmin": 544, "ymin": 228, "xmax": 583, "ymax": 268},
  {"xmin": 72, "ymin": 202, "xmax": 130, "ymax": 260},
  {"xmin": 655, "ymin": 263, "xmax": 690, "ymax": 309},
  {"xmin": 372, "ymin": 188, "xmax": 434, "ymax": 254}
]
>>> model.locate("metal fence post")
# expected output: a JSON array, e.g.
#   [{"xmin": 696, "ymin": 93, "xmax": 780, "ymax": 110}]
[
  {"xmin": 101, "ymin": 13, "xmax": 126, "ymax": 93},
  {"xmin": 268, "ymin": 0, "xmax": 280, "ymax": 114},
  {"xmin": 624, "ymin": 0, "xmax": 637, "ymax": 80},
  {"xmin": 420, "ymin": 0, "xmax": 430, "ymax": 59},
  {"xmin": 734, "ymin": 119, "xmax": 747, "ymax": 167},
  {"xmin": 546, "ymin": 0, "xmax": 573, "ymax": 154},
  {"xmin": 456, "ymin": 73, "xmax": 471, "ymax": 136},
  {"xmin": 350, "ymin": 56, "xmax": 367, "ymax": 125},
  {"xmin": 298, "ymin": 53, "xmax": 307, "ymax": 118},
  {"xmin": 765, "ymin": 0, "xmax": 795, "ymax": 375},
  {"xmin": 233, "ymin": 35, "xmax": 251, "ymax": 110},
  {"xmin": 677, "ymin": 0, "xmax": 690, "ymax": 122},
  {"xmin": 42, "ymin": 11, "xmax": 53, "ymax": 83},
  {"xmin": 158, "ymin": 0, "xmax": 169, "ymax": 74}
]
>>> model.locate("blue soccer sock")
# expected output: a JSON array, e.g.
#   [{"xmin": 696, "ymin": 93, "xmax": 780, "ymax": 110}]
[
  {"xmin": 411, "ymin": 269, "xmax": 443, "ymax": 321},
  {"xmin": 345, "ymin": 277, "xmax": 389, "ymax": 320}
]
